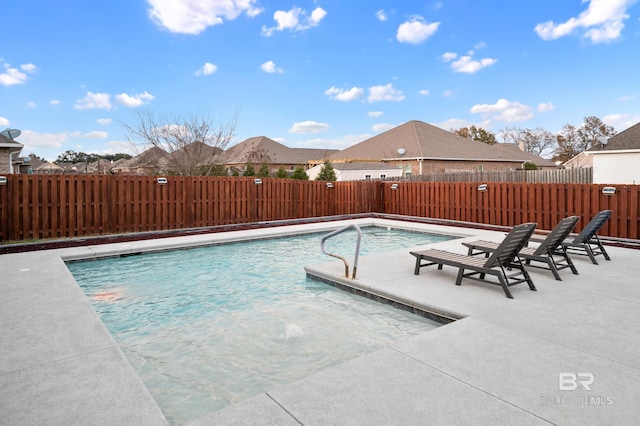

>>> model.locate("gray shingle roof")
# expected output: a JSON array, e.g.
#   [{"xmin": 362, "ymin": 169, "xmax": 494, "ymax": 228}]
[{"xmin": 592, "ymin": 121, "xmax": 640, "ymax": 151}]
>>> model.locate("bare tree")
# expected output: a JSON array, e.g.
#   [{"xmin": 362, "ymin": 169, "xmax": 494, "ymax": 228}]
[
  {"xmin": 500, "ymin": 126, "xmax": 556, "ymax": 158},
  {"xmin": 577, "ymin": 116, "xmax": 616, "ymax": 151},
  {"xmin": 123, "ymin": 110, "xmax": 237, "ymax": 176},
  {"xmin": 554, "ymin": 124, "xmax": 580, "ymax": 163}
]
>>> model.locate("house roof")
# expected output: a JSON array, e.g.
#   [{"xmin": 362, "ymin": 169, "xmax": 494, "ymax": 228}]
[
  {"xmin": 170, "ymin": 141, "xmax": 224, "ymax": 166},
  {"xmin": 591, "ymin": 121, "xmax": 640, "ymax": 151},
  {"xmin": 116, "ymin": 146, "xmax": 171, "ymax": 169},
  {"xmin": 0, "ymin": 134, "xmax": 24, "ymax": 151},
  {"xmin": 328, "ymin": 120, "xmax": 555, "ymax": 167},
  {"xmin": 35, "ymin": 161, "xmax": 63, "ymax": 171},
  {"xmin": 221, "ymin": 136, "xmax": 338, "ymax": 164}
]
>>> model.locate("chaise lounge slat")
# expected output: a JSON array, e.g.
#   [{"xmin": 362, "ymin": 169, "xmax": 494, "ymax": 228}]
[
  {"xmin": 410, "ymin": 222, "xmax": 537, "ymax": 299},
  {"xmin": 462, "ymin": 216, "xmax": 580, "ymax": 281}
]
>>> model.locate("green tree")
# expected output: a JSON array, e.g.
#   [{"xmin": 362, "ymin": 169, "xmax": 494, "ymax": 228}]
[
  {"xmin": 243, "ymin": 164, "xmax": 255, "ymax": 176},
  {"xmin": 453, "ymin": 126, "xmax": 497, "ymax": 145},
  {"xmin": 231, "ymin": 168, "xmax": 240, "ymax": 176},
  {"xmin": 275, "ymin": 166, "xmax": 288, "ymax": 178},
  {"xmin": 291, "ymin": 167, "xmax": 309, "ymax": 180},
  {"xmin": 257, "ymin": 163, "xmax": 270, "ymax": 177},
  {"xmin": 315, "ymin": 159, "xmax": 337, "ymax": 181},
  {"xmin": 199, "ymin": 164, "xmax": 228, "ymax": 176}
]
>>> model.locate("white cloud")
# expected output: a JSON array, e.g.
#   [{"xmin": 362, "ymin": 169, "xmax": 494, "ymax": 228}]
[
  {"xmin": 617, "ymin": 94, "xmax": 637, "ymax": 101},
  {"xmin": 147, "ymin": 0, "xmax": 263, "ymax": 35},
  {"xmin": 470, "ymin": 98, "xmax": 534, "ymax": 123},
  {"xmin": 538, "ymin": 102, "xmax": 555, "ymax": 112},
  {"xmin": 443, "ymin": 90, "xmax": 453, "ymax": 97},
  {"xmin": 261, "ymin": 6, "xmax": 326, "ymax": 36},
  {"xmin": 97, "ymin": 118, "xmax": 112, "ymax": 125},
  {"xmin": 396, "ymin": 16, "xmax": 439, "ymax": 44},
  {"xmin": 368, "ymin": 111, "xmax": 384, "ymax": 118},
  {"xmin": 0, "ymin": 116, "xmax": 9, "ymax": 126},
  {"xmin": 442, "ymin": 50, "xmax": 497, "ymax": 73},
  {"xmin": 74, "ymin": 92, "xmax": 112, "ymax": 110},
  {"xmin": 603, "ymin": 113, "xmax": 640, "ymax": 130},
  {"xmin": 261, "ymin": 60, "xmax": 284, "ymax": 74},
  {"xmin": 324, "ymin": 86, "xmax": 364, "ymax": 102},
  {"xmin": 0, "ymin": 62, "xmax": 37, "ymax": 86},
  {"xmin": 419, "ymin": 89, "xmax": 430, "ymax": 96},
  {"xmin": 81, "ymin": 131, "xmax": 108, "ymax": 139},
  {"xmin": 367, "ymin": 84, "xmax": 405, "ymax": 103},
  {"xmin": 289, "ymin": 120, "xmax": 330, "ymax": 134},
  {"xmin": 437, "ymin": 118, "xmax": 476, "ymax": 132},
  {"xmin": 441, "ymin": 52, "xmax": 457, "ymax": 61},
  {"xmin": 19, "ymin": 130, "xmax": 68, "ymax": 151},
  {"xmin": 115, "ymin": 91, "xmax": 154, "ymax": 107},
  {"xmin": 373, "ymin": 123, "xmax": 395, "ymax": 133},
  {"xmin": 375, "ymin": 10, "xmax": 387, "ymax": 21},
  {"xmin": 534, "ymin": 0, "xmax": 635, "ymax": 43},
  {"xmin": 49, "ymin": 99, "xmax": 60, "ymax": 106},
  {"xmin": 195, "ymin": 62, "xmax": 218, "ymax": 76},
  {"xmin": 27, "ymin": 101, "xmax": 36, "ymax": 108}
]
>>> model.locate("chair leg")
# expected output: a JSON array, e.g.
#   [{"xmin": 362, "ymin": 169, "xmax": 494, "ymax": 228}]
[
  {"xmin": 496, "ymin": 274, "xmax": 514, "ymax": 299},
  {"xmin": 414, "ymin": 257, "xmax": 421, "ymax": 275},
  {"xmin": 455, "ymin": 268, "xmax": 464, "ymax": 286},
  {"xmin": 562, "ymin": 248, "xmax": 578, "ymax": 275},
  {"xmin": 584, "ymin": 244, "xmax": 599, "ymax": 265},
  {"xmin": 546, "ymin": 258, "xmax": 561, "ymax": 280},
  {"xmin": 594, "ymin": 237, "xmax": 611, "ymax": 261}
]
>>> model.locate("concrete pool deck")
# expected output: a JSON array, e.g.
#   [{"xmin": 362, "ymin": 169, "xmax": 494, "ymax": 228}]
[{"xmin": 1, "ymin": 218, "xmax": 640, "ymax": 425}]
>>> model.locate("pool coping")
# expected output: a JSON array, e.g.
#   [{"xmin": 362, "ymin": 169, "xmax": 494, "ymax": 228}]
[{"xmin": 2, "ymin": 217, "xmax": 640, "ymax": 425}]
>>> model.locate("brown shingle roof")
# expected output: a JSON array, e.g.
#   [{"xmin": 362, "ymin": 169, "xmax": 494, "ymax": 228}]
[
  {"xmin": 328, "ymin": 120, "xmax": 555, "ymax": 167},
  {"xmin": 221, "ymin": 136, "xmax": 338, "ymax": 164}
]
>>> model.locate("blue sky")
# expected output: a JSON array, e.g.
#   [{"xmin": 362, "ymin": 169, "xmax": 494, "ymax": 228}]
[{"xmin": 3, "ymin": 0, "xmax": 640, "ymax": 161}]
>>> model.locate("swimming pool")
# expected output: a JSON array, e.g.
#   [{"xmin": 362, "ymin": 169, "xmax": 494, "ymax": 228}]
[{"xmin": 68, "ymin": 226, "xmax": 456, "ymax": 424}]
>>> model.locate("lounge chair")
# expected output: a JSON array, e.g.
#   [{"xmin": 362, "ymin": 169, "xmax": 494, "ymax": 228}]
[
  {"xmin": 560, "ymin": 210, "xmax": 612, "ymax": 265},
  {"xmin": 410, "ymin": 222, "xmax": 537, "ymax": 299},
  {"xmin": 461, "ymin": 216, "xmax": 580, "ymax": 281}
]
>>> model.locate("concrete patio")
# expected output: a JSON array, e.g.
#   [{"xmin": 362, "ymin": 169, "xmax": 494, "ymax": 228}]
[{"xmin": 1, "ymin": 218, "xmax": 639, "ymax": 425}]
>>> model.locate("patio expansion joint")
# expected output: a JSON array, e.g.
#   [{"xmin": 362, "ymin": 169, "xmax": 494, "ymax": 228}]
[
  {"xmin": 264, "ymin": 392, "xmax": 305, "ymax": 425},
  {"xmin": 388, "ymin": 346, "xmax": 558, "ymax": 426},
  {"xmin": 475, "ymin": 317, "xmax": 640, "ymax": 373},
  {"xmin": 0, "ymin": 343, "xmax": 118, "ymax": 377}
]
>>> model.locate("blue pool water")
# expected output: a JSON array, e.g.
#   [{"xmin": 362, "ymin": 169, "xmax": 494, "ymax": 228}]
[{"xmin": 68, "ymin": 226, "xmax": 455, "ymax": 424}]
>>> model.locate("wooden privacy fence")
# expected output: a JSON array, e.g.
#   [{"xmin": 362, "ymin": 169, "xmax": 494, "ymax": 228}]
[
  {"xmin": 0, "ymin": 175, "xmax": 379, "ymax": 241},
  {"xmin": 0, "ymin": 175, "xmax": 638, "ymax": 241},
  {"xmin": 380, "ymin": 181, "xmax": 639, "ymax": 240},
  {"xmin": 398, "ymin": 167, "xmax": 593, "ymax": 183}
]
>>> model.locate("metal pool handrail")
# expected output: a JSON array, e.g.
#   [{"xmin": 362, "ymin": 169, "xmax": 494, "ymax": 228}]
[{"xmin": 320, "ymin": 224, "xmax": 362, "ymax": 279}]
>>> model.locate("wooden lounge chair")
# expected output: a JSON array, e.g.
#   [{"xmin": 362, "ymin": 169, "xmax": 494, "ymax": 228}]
[
  {"xmin": 461, "ymin": 216, "xmax": 580, "ymax": 281},
  {"xmin": 410, "ymin": 222, "xmax": 537, "ymax": 299},
  {"xmin": 561, "ymin": 210, "xmax": 612, "ymax": 265}
]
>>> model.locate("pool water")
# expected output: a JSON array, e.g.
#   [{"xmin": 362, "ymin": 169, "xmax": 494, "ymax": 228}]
[{"xmin": 68, "ymin": 227, "xmax": 454, "ymax": 424}]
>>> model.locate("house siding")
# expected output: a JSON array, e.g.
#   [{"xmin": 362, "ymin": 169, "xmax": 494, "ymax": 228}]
[{"xmin": 385, "ymin": 159, "xmax": 525, "ymax": 175}]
